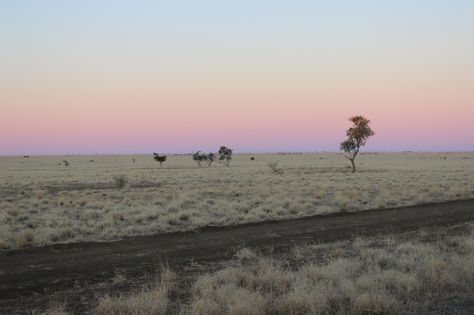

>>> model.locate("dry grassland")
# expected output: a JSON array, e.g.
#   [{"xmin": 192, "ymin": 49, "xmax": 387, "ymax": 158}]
[
  {"xmin": 38, "ymin": 223, "xmax": 474, "ymax": 314},
  {"xmin": 186, "ymin": 225, "xmax": 474, "ymax": 315},
  {"xmin": 1, "ymin": 152, "xmax": 473, "ymax": 249}
]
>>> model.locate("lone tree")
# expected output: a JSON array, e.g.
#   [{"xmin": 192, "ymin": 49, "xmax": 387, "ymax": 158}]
[
  {"xmin": 218, "ymin": 146, "xmax": 233, "ymax": 166},
  {"xmin": 340, "ymin": 115, "xmax": 375, "ymax": 173},
  {"xmin": 153, "ymin": 152, "xmax": 167, "ymax": 167}
]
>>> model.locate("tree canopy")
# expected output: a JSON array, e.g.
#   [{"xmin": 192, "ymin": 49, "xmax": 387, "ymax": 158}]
[{"xmin": 340, "ymin": 116, "xmax": 375, "ymax": 173}]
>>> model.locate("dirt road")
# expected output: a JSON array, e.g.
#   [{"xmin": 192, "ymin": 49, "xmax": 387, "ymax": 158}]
[{"xmin": 1, "ymin": 199, "xmax": 474, "ymax": 314}]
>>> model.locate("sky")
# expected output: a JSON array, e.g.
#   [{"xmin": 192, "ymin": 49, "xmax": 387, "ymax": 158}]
[{"xmin": 1, "ymin": 1, "xmax": 473, "ymax": 155}]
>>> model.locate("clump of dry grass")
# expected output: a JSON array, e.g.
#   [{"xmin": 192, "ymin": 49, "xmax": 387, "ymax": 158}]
[
  {"xmin": 16, "ymin": 231, "xmax": 34, "ymax": 248},
  {"xmin": 112, "ymin": 175, "xmax": 129, "ymax": 189},
  {"xmin": 0, "ymin": 239, "xmax": 8, "ymax": 249},
  {"xmin": 95, "ymin": 266, "xmax": 174, "ymax": 315},
  {"xmin": 267, "ymin": 161, "xmax": 282, "ymax": 174},
  {"xmin": 111, "ymin": 272, "xmax": 127, "ymax": 285},
  {"xmin": 189, "ymin": 229, "xmax": 474, "ymax": 314},
  {"xmin": 32, "ymin": 302, "xmax": 68, "ymax": 315},
  {"xmin": 235, "ymin": 247, "xmax": 259, "ymax": 262}
]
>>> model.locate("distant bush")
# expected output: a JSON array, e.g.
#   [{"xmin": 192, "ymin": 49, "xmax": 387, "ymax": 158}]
[
  {"xmin": 62, "ymin": 160, "xmax": 70, "ymax": 167},
  {"xmin": 193, "ymin": 151, "xmax": 204, "ymax": 167},
  {"xmin": 192, "ymin": 151, "xmax": 216, "ymax": 167},
  {"xmin": 205, "ymin": 152, "xmax": 216, "ymax": 167},
  {"xmin": 113, "ymin": 175, "xmax": 128, "ymax": 188},
  {"xmin": 153, "ymin": 153, "xmax": 167, "ymax": 167},
  {"xmin": 267, "ymin": 161, "xmax": 282, "ymax": 174},
  {"xmin": 250, "ymin": 156, "xmax": 255, "ymax": 161},
  {"xmin": 218, "ymin": 146, "xmax": 233, "ymax": 166}
]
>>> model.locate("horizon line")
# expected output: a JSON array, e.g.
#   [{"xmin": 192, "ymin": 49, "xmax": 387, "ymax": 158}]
[{"xmin": 2, "ymin": 150, "xmax": 474, "ymax": 158}]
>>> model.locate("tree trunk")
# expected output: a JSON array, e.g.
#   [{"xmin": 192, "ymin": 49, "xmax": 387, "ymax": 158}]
[{"xmin": 351, "ymin": 159, "xmax": 356, "ymax": 173}]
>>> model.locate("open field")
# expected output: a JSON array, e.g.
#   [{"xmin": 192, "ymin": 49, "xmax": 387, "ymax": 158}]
[
  {"xmin": 1, "ymin": 152, "xmax": 474, "ymax": 249},
  {"xmin": 1, "ymin": 201, "xmax": 473, "ymax": 314}
]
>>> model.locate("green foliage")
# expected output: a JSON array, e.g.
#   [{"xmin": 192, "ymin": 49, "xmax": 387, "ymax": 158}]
[
  {"xmin": 218, "ymin": 146, "xmax": 233, "ymax": 166},
  {"xmin": 153, "ymin": 153, "xmax": 167, "ymax": 167},
  {"xmin": 340, "ymin": 116, "xmax": 375, "ymax": 173},
  {"xmin": 192, "ymin": 151, "xmax": 216, "ymax": 167}
]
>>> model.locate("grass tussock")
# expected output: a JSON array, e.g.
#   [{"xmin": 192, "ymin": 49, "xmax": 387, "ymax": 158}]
[
  {"xmin": 32, "ymin": 303, "xmax": 68, "ymax": 315},
  {"xmin": 112, "ymin": 175, "xmax": 129, "ymax": 189},
  {"xmin": 189, "ymin": 229, "xmax": 474, "ymax": 314},
  {"xmin": 95, "ymin": 266, "xmax": 174, "ymax": 315},
  {"xmin": 16, "ymin": 231, "xmax": 34, "ymax": 248}
]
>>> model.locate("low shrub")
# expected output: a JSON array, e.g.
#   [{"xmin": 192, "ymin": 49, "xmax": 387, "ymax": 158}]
[{"xmin": 113, "ymin": 175, "xmax": 129, "ymax": 188}]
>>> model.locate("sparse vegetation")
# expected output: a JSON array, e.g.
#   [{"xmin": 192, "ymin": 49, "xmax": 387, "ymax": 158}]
[
  {"xmin": 16, "ymin": 231, "xmax": 34, "ymax": 248},
  {"xmin": 113, "ymin": 175, "xmax": 128, "ymax": 188},
  {"xmin": 1, "ymin": 153, "xmax": 473, "ymax": 249},
  {"xmin": 85, "ymin": 225, "xmax": 474, "ymax": 315},
  {"xmin": 62, "ymin": 160, "xmax": 70, "ymax": 167},
  {"xmin": 189, "ymin": 229, "xmax": 474, "ymax": 314},
  {"xmin": 95, "ymin": 266, "xmax": 174, "ymax": 315},
  {"xmin": 267, "ymin": 161, "xmax": 282, "ymax": 174},
  {"xmin": 35, "ymin": 302, "xmax": 69, "ymax": 315},
  {"xmin": 3, "ymin": 153, "xmax": 474, "ymax": 314}
]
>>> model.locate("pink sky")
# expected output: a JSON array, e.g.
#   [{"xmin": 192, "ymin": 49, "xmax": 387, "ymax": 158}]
[
  {"xmin": 1, "ymin": 1, "xmax": 473, "ymax": 154},
  {"xmin": 2, "ymin": 76, "xmax": 473, "ymax": 154}
]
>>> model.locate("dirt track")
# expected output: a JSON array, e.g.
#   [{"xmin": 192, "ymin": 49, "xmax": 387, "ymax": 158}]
[{"xmin": 1, "ymin": 199, "xmax": 474, "ymax": 314}]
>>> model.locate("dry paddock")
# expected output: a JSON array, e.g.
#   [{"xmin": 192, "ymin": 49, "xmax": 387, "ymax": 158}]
[{"xmin": 1, "ymin": 152, "xmax": 473, "ymax": 249}]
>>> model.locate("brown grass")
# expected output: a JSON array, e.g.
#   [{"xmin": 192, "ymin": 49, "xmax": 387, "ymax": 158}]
[
  {"xmin": 32, "ymin": 225, "xmax": 474, "ymax": 314},
  {"xmin": 1, "ymin": 153, "xmax": 474, "ymax": 249},
  {"xmin": 15, "ymin": 231, "xmax": 34, "ymax": 248},
  {"xmin": 187, "ymin": 228, "xmax": 474, "ymax": 314},
  {"xmin": 31, "ymin": 303, "xmax": 68, "ymax": 315},
  {"xmin": 95, "ymin": 266, "xmax": 174, "ymax": 315}
]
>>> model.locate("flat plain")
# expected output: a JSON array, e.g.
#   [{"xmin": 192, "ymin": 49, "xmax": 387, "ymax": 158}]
[
  {"xmin": 1, "ymin": 152, "xmax": 474, "ymax": 249},
  {"xmin": 1, "ymin": 201, "xmax": 473, "ymax": 314}
]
